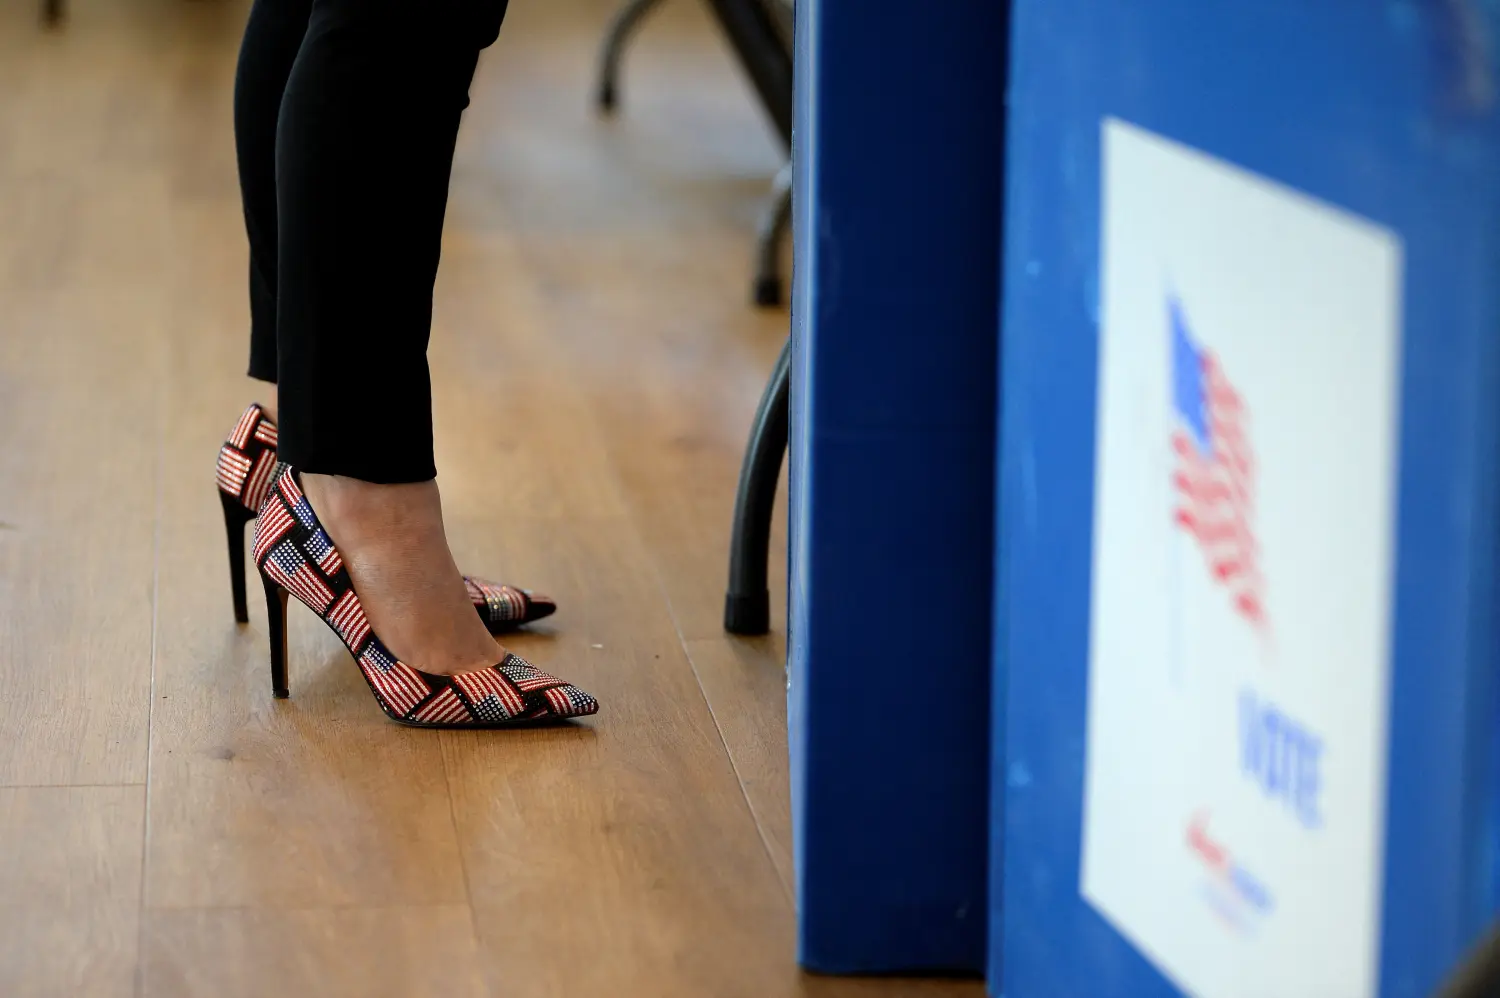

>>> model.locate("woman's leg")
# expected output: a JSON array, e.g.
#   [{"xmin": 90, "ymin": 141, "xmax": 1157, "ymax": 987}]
[
  {"xmin": 275, "ymin": 0, "xmax": 511, "ymax": 675},
  {"xmin": 235, "ymin": 0, "xmax": 313, "ymax": 403}
]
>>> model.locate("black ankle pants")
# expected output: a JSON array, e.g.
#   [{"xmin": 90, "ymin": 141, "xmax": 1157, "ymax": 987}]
[{"xmin": 236, "ymin": 0, "xmax": 508, "ymax": 483}]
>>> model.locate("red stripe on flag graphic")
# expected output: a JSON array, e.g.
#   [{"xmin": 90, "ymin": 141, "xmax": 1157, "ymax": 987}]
[
  {"xmin": 544, "ymin": 685, "xmax": 596, "ymax": 717},
  {"xmin": 358, "ymin": 654, "xmax": 428, "ymax": 715},
  {"xmin": 229, "ymin": 406, "xmax": 258, "ymax": 450},
  {"xmin": 253, "ymin": 500, "xmax": 296, "ymax": 565},
  {"xmin": 327, "ymin": 591, "xmax": 370, "ymax": 650},
  {"xmin": 243, "ymin": 449, "xmax": 278, "ymax": 512},
  {"xmin": 318, "ymin": 546, "xmax": 343, "ymax": 577},
  {"xmin": 286, "ymin": 564, "xmax": 334, "ymax": 614},
  {"xmin": 278, "ymin": 470, "xmax": 304, "ymax": 504},
  {"xmin": 509, "ymin": 669, "xmax": 562, "ymax": 692},
  {"xmin": 216, "ymin": 447, "xmax": 251, "ymax": 495},
  {"xmin": 454, "ymin": 669, "xmax": 524, "ymax": 717},
  {"xmin": 1173, "ymin": 352, "xmax": 1265, "ymax": 628},
  {"xmin": 410, "ymin": 687, "xmax": 470, "ymax": 724}
]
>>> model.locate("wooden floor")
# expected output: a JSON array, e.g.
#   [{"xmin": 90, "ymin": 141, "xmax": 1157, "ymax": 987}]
[{"xmin": 0, "ymin": 1, "xmax": 984, "ymax": 995}]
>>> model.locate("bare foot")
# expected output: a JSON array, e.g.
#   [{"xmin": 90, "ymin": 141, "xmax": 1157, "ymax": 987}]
[{"xmin": 300, "ymin": 474, "xmax": 504, "ymax": 676}]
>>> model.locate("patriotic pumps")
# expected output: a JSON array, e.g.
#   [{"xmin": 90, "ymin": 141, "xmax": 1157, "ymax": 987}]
[
  {"xmin": 216, "ymin": 403, "xmax": 556, "ymax": 631},
  {"xmin": 253, "ymin": 465, "xmax": 598, "ymax": 727}
]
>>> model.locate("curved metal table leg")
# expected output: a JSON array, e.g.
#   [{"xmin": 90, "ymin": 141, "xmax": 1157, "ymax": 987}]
[
  {"xmin": 752, "ymin": 161, "xmax": 793, "ymax": 307},
  {"xmin": 595, "ymin": 0, "xmax": 667, "ymax": 113},
  {"xmin": 724, "ymin": 337, "xmax": 791, "ymax": 635}
]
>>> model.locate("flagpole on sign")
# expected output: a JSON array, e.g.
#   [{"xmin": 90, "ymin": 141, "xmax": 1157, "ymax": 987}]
[
  {"xmin": 1168, "ymin": 288, "xmax": 1185, "ymax": 692},
  {"xmin": 1164, "ymin": 288, "xmax": 1188, "ymax": 693},
  {"xmin": 1171, "ymin": 448, "xmax": 1183, "ymax": 690}
]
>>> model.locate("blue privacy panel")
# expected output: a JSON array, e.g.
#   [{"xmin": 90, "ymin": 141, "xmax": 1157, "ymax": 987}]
[
  {"xmin": 787, "ymin": 0, "xmax": 1006, "ymax": 975},
  {"xmin": 993, "ymin": 3, "xmax": 1500, "ymax": 997}
]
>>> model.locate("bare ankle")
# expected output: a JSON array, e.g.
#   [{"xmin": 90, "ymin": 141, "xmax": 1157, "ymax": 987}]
[
  {"xmin": 297, "ymin": 474, "xmax": 499, "ymax": 675},
  {"xmin": 300, "ymin": 475, "xmax": 444, "ymax": 547}
]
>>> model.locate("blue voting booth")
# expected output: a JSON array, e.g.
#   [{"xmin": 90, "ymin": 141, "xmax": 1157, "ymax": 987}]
[
  {"xmin": 791, "ymin": 0, "xmax": 1500, "ymax": 995},
  {"xmin": 786, "ymin": 0, "xmax": 1005, "ymax": 976},
  {"xmin": 993, "ymin": 3, "xmax": 1500, "ymax": 998}
]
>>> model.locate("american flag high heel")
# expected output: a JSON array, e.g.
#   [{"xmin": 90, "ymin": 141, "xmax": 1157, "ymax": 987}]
[
  {"xmin": 254, "ymin": 466, "xmax": 598, "ymax": 727},
  {"xmin": 216, "ymin": 403, "xmax": 557, "ymax": 631}
]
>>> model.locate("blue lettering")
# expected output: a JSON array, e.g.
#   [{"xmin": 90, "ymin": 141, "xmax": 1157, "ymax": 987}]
[
  {"xmin": 1229, "ymin": 865, "xmax": 1274, "ymax": 913},
  {"xmin": 1239, "ymin": 689, "xmax": 1323, "ymax": 830}
]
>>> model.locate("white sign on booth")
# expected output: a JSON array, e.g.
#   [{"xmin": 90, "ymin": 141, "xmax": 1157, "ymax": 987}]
[{"xmin": 1080, "ymin": 118, "xmax": 1403, "ymax": 998}]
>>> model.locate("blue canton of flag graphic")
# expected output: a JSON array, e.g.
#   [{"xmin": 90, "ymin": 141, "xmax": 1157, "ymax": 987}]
[{"xmin": 1172, "ymin": 299, "xmax": 1212, "ymax": 451}]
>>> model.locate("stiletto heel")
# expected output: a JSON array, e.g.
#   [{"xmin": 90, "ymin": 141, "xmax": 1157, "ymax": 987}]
[
  {"xmin": 250, "ymin": 466, "xmax": 597, "ymax": 727},
  {"xmin": 217, "ymin": 402, "xmax": 557, "ymax": 633},
  {"xmin": 262, "ymin": 576, "xmax": 290, "ymax": 699},
  {"xmin": 221, "ymin": 491, "xmax": 256, "ymax": 624}
]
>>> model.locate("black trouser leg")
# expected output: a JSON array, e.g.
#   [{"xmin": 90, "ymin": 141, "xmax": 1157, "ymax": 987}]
[
  {"xmin": 235, "ymin": 0, "xmax": 509, "ymax": 483},
  {"xmin": 236, "ymin": 0, "xmax": 311, "ymax": 385}
]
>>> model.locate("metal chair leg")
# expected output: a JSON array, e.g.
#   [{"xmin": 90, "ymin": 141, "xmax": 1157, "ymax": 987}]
[
  {"xmin": 724, "ymin": 337, "xmax": 791, "ymax": 635},
  {"xmin": 595, "ymin": 0, "xmax": 667, "ymax": 113},
  {"xmin": 752, "ymin": 161, "xmax": 793, "ymax": 307},
  {"xmin": 702, "ymin": 0, "xmax": 794, "ymax": 148}
]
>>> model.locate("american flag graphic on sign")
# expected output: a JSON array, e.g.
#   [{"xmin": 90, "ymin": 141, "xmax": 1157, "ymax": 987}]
[{"xmin": 1169, "ymin": 296, "xmax": 1266, "ymax": 629}]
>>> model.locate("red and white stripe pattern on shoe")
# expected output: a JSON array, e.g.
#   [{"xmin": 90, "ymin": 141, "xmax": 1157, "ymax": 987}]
[
  {"xmin": 216, "ymin": 447, "xmax": 251, "ymax": 497},
  {"xmin": 228, "ymin": 404, "xmax": 259, "ymax": 451},
  {"xmin": 452, "ymin": 667, "xmax": 527, "ymax": 721},
  {"xmin": 327, "ymin": 590, "xmax": 370, "ymax": 649},
  {"xmin": 543, "ymin": 684, "xmax": 599, "ymax": 716},
  {"xmin": 408, "ymin": 687, "xmax": 468, "ymax": 725},
  {"xmin": 499, "ymin": 660, "xmax": 565, "ymax": 693},
  {"xmin": 243, "ymin": 450, "xmax": 278, "ymax": 512},
  {"xmin": 357, "ymin": 645, "xmax": 430, "ymax": 717},
  {"xmin": 264, "ymin": 541, "xmax": 335, "ymax": 614},
  {"xmin": 253, "ymin": 495, "xmax": 296, "ymax": 565},
  {"xmin": 252, "ymin": 465, "xmax": 599, "ymax": 728},
  {"xmin": 217, "ymin": 404, "xmax": 282, "ymax": 514},
  {"xmin": 466, "ymin": 577, "xmax": 525, "ymax": 622},
  {"xmin": 463, "ymin": 576, "xmax": 556, "ymax": 633},
  {"xmin": 303, "ymin": 527, "xmax": 344, "ymax": 579},
  {"xmin": 279, "ymin": 468, "xmax": 305, "ymax": 504}
]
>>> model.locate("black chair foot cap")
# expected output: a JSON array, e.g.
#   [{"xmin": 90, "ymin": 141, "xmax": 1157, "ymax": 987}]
[
  {"xmin": 752, "ymin": 275, "xmax": 783, "ymax": 308},
  {"xmin": 724, "ymin": 591, "xmax": 771, "ymax": 635}
]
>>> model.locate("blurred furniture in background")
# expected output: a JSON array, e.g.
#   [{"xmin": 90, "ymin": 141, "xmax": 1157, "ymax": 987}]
[
  {"xmin": 597, "ymin": 0, "xmax": 794, "ymax": 308},
  {"xmin": 595, "ymin": 0, "xmax": 665, "ymax": 113},
  {"xmin": 751, "ymin": 160, "xmax": 792, "ymax": 306},
  {"xmin": 594, "ymin": 0, "xmax": 795, "ymax": 635},
  {"xmin": 723, "ymin": 337, "xmax": 789, "ymax": 634},
  {"xmin": 694, "ymin": 0, "xmax": 794, "ymax": 636}
]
